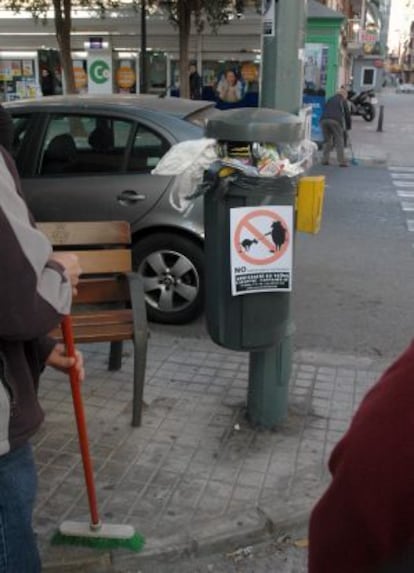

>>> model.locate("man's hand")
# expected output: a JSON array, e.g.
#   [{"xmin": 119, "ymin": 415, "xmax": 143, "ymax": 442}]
[
  {"xmin": 46, "ymin": 343, "xmax": 85, "ymax": 382},
  {"xmin": 50, "ymin": 253, "xmax": 82, "ymax": 295}
]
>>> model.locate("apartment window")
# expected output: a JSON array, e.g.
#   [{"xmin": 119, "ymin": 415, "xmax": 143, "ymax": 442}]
[{"xmin": 361, "ymin": 67, "xmax": 376, "ymax": 87}]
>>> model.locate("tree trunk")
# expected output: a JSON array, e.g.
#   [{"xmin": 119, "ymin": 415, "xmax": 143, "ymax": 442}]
[
  {"xmin": 53, "ymin": 0, "xmax": 76, "ymax": 94},
  {"xmin": 178, "ymin": 0, "xmax": 191, "ymax": 98}
]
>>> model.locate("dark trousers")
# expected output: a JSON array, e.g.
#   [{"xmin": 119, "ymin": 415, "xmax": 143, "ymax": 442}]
[
  {"xmin": 321, "ymin": 118, "xmax": 346, "ymax": 164},
  {"xmin": 0, "ymin": 444, "xmax": 41, "ymax": 572}
]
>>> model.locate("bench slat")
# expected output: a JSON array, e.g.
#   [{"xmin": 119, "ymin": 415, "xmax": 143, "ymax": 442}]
[
  {"xmin": 50, "ymin": 310, "xmax": 134, "ymax": 342},
  {"xmin": 71, "ymin": 309, "xmax": 133, "ymax": 325},
  {"xmin": 74, "ymin": 278, "xmax": 130, "ymax": 304},
  {"xmin": 38, "ymin": 221, "xmax": 131, "ymax": 246},
  {"xmin": 73, "ymin": 250, "xmax": 132, "ymax": 274},
  {"xmin": 52, "ymin": 325, "xmax": 134, "ymax": 343}
]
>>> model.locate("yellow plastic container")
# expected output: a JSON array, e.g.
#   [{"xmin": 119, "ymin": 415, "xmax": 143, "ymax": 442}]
[{"xmin": 296, "ymin": 176, "xmax": 325, "ymax": 234}]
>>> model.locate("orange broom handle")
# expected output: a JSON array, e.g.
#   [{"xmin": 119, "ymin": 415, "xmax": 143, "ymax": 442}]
[{"xmin": 61, "ymin": 315, "xmax": 100, "ymax": 528}]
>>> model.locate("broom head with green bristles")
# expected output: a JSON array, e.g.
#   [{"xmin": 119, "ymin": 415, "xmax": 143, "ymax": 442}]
[{"xmin": 51, "ymin": 520, "xmax": 145, "ymax": 551}]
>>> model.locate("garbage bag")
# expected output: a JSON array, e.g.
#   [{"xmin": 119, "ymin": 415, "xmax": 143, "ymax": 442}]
[{"xmin": 152, "ymin": 138, "xmax": 218, "ymax": 213}]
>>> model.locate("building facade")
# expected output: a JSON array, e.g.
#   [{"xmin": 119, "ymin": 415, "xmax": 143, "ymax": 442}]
[{"xmin": 0, "ymin": 0, "xmax": 391, "ymax": 101}]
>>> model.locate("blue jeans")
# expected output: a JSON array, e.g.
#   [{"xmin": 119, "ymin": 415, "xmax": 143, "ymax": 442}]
[{"xmin": 0, "ymin": 443, "xmax": 41, "ymax": 573}]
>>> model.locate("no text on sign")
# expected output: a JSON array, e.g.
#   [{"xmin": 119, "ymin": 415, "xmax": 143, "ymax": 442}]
[{"xmin": 230, "ymin": 206, "xmax": 293, "ymax": 296}]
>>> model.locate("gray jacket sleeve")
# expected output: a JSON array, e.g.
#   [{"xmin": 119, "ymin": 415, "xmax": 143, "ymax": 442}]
[{"xmin": 0, "ymin": 151, "xmax": 71, "ymax": 341}]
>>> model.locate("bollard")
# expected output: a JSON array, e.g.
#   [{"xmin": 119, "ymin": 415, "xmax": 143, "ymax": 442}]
[{"xmin": 376, "ymin": 104, "xmax": 384, "ymax": 132}]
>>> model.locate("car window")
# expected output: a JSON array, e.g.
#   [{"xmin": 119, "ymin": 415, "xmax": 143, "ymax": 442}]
[
  {"xmin": 127, "ymin": 123, "xmax": 170, "ymax": 173},
  {"xmin": 11, "ymin": 115, "xmax": 31, "ymax": 158},
  {"xmin": 38, "ymin": 114, "xmax": 133, "ymax": 176}
]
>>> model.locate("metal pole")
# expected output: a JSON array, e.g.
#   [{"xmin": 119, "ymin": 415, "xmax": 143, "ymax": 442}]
[
  {"xmin": 140, "ymin": 0, "xmax": 148, "ymax": 94},
  {"xmin": 260, "ymin": 0, "xmax": 307, "ymax": 113},
  {"xmin": 248, "ymin": 0, "xmax": 306, "ymax": 429},
  {"xmin": 376, "ymin": 104, "xmax": 384, "ymax": 132}
]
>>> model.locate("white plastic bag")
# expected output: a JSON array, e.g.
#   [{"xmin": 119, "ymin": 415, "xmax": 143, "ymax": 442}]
[{"xmin": 152, "ymin": 138, "xmax": 217, "ymax": 213}]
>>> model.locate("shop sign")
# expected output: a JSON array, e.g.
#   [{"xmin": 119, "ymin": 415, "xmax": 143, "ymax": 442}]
[
  {"xmin": 87, "ymin": 53, "xmax": 112, "ymax": 94},
  {"xmin": 74, "ymin": 65, "xmax": 87, "ymax": 90},
  {"xmin": 0, "ymin": 61, "xmax": 12, "ymax": 81},
  {"xmin": 262, "ymin": 0, "xmax": 275, "ymax": 37},
  {"xmin": 116, "ymin": 66, "xmax": 136, "ymax": 89},
  {"xmin": 90, "ymin": 60, "xmax": 110, "ymax": 84}
]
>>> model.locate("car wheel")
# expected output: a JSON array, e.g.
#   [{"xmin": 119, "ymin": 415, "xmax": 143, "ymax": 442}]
[{"xmin": 132, "ymin": 233, "xmax": 204, "ymax": 324}]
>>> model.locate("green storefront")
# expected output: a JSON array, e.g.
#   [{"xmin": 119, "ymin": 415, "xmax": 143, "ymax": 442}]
[
  {"xmin": 306, "ymin": 0, "xmax": 345, "ymax": 99},
  {"xmin": 303, "ymin": 0, "xmax": 345, "ymax": 141}
]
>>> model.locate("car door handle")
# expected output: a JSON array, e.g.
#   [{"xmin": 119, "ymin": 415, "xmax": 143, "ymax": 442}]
[{"xmin": 117, "ymin": 190, "xmax": 147, "ymax": 204}]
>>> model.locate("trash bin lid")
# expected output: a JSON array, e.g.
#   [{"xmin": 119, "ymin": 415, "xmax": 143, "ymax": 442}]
[{"xmin": 205, "ymin": 107, "xmax": 304, "ymax": 144}]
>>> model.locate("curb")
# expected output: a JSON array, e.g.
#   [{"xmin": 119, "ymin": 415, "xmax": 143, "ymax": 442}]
[
  {"xmin": 42, "ymin": 488, "xmax": 321, "ymax": 572},
  {"xmin": 43, "ymin": 552, "xmax": 113, "ymax": 572},
  {"xmin": 112, "ymin": 487, "xmax": 321, "ymax": 571},
  {"xmin": 353, "ymin": 156, "xmax": 387, "ymax": 166},
  {"xmin": 294, "ymin": 348, "xmax": 389, "ymax": 370},
  {"xmin": 316, "ymin": 150, "xmax": 388, "ymax": 168}
]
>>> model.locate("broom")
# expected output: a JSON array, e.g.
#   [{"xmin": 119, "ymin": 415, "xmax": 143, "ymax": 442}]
[
  {"xmin": 347, "ymin": 132, "xmax": 358, "ymax": 166},
  {"xmin": 51, "ymin": 315, "xmax": 145, "ymax": 551}
]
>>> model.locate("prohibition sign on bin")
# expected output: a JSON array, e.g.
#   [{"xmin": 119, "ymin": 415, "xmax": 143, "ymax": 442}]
[{"xmin": 234, "ymin": 208, "xmax": 290, "ymax": 266}]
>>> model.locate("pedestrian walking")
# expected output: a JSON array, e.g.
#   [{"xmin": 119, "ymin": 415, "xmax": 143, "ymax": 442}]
[
  {"xmin": 189, "ymin": 63, "xmax": 202, "ymax": 100},
  {"xmin": 320, "ymin": 87, "xmax": 351, "ymax": 167},
  {"xmin": 309, "ymin": 340, "xmax": 414, "ymax": 573},
  {"xmin": 0, "ymin": 111, "xmax": 84, "ymax": 572}
]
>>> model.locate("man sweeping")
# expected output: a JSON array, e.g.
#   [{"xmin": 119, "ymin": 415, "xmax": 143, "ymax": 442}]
[
  {"xmin": 320, "ymin": 87, "xmax": 351, "ymax": 167},
  {"xmin": 0, "ymin": 104, "xmax": 83, "ymax": 572}
]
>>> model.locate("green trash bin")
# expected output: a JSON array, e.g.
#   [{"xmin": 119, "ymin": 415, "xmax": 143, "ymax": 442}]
[{"xmin": 204, "ymin": 108, "xmax": 304, "ymax": 353}]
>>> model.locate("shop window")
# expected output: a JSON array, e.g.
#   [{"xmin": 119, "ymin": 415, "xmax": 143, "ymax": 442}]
[
  {"xmin": 148, "ymin": 52, "xmax": 167, "ymax": 93},
  {"xmin": 171, "ymin": 59, "xmax": 259, "ymax": 105}
]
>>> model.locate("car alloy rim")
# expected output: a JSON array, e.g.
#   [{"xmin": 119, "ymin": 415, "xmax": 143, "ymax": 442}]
[{"xmin": 138, "ymin": 249, "xmax": 200, "ymax": 313}]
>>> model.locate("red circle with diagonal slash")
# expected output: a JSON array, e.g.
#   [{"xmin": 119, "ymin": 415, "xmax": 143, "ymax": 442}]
[{"xmin": 234, "ymin": 208, "xmax": 290, "ymax": 266}]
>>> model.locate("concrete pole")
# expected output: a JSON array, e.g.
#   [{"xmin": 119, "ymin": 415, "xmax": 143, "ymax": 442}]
[
  {"xmin": 247, "ymin": 0, "xmax": 307, "ymax": 429},
  {"xmin": 260, "ymin": 0, "xmax": 307, "ymax": 114}
]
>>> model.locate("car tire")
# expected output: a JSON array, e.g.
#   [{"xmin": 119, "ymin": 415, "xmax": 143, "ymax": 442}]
[{"xmin": 132, "ymin": 233, "xmax": 204, "ymax": 324}]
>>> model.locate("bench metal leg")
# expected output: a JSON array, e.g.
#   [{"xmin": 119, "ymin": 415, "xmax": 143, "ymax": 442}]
[
  {"xmin": 127, "ymin": 272, "xmax": 148, "ymax": 427},
  {"xmin": 108, "ymin": 341, "xmax": 123, "ymax": 371},
  {"xmin": 131, "ymin": 336, "xmax": 147, "ymax": 427}
]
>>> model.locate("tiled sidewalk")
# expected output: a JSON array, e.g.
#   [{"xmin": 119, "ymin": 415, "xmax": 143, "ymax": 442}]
[{"xmin": 33, "ymin": 330, "xmax": 387, "ymax": 571}]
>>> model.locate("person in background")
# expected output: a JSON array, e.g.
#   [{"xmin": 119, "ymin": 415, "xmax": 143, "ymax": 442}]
[
  {"xmin": 216, "ymin": 69, "xmax": 244, "ymax": 103},
  {"xmin": 189, "ymin": 63, "xmax": 202, "ymax": 100},
  {"xmin": 0, "ymin": 106, "xmax": 84, "ymax": 572},
  {"xmin": 309, "ymin": 340, "xmax": 414, "ymax": 573},
  {"xmin": 320, "ymin": 87, "xmax": 351, "ymax": 167},
  {"xmin": 40, "ymin": 68, "xmax": 55, "ymax": 97}
]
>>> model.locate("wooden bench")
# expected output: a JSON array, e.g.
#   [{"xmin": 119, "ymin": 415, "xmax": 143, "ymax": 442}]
[{"xmin": 38, "ymin": 221, "xmax": 147, "ymax": 428}]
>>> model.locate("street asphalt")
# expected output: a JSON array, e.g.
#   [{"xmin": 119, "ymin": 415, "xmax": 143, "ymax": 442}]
[{"xmin": 36, "ymin": 87, "xmax": 413, "ymax": 572}]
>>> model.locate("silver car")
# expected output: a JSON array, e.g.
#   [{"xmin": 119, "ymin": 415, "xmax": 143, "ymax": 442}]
[{"xmin": 6, "ymin": 95, "xmax": 216, "ymax": 324}]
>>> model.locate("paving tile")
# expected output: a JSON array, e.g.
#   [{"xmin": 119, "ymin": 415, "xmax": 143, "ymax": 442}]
[{"xmin": 33, "ymin": 334, "xmax": 386, "ymax": 570}]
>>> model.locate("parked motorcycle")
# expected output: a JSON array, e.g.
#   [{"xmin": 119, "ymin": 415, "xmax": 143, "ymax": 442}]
[{"xmin": 347, "ymin": 88, "xmax": 377, "ymax": 122}]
